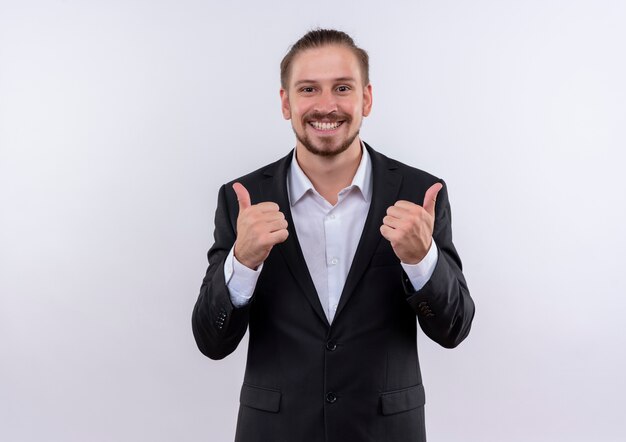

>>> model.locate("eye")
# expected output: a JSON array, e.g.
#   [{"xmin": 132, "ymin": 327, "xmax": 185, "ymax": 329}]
[
  {"xmin": 299, "ymin": 86, "xmax": 316, "ymax": 93},
  {"xmin": 336, "ymin": 85, "xmax": 351, "ymax": 93}
]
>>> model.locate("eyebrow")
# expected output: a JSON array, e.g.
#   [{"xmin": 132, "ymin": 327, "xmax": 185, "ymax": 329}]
[{"xmin": 293, "ymin": 77, "xmax": 357, "ymax": 87}]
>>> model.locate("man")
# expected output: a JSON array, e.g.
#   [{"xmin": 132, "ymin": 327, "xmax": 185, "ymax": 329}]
[{"xmin": 192, "ymin": 29, "xmax": 474, "ymax": 442}]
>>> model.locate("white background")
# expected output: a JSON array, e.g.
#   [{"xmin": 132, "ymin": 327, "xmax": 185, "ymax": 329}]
[{"xmin": 1, "ymin": 1, "xmax": 625, "ymax": 441}]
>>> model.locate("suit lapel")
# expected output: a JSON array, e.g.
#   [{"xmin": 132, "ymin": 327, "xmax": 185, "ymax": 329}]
[
  {"xmin": 333, "ymin": 143, "xmax": 403, "ymax": 322},
  {"xmin": 260, "ymin": 151, "xmax": 330, "ymax": 328}
]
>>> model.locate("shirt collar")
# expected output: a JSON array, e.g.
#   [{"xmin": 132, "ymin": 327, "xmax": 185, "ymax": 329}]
[{"xmin": 287, "ymin": 141, "xmax": 373, "ymax": 206}]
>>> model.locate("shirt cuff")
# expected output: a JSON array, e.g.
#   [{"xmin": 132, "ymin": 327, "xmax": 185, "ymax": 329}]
[
  {"xmin": 400, "ymin": 239, "xmax": 438, "ymax": 292},
  {"xmin": 224, "ymin": 246, "xmax": 263, "ymax": 307}
]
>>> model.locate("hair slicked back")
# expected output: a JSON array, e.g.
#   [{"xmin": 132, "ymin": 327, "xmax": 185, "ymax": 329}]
[{"xmin": 280, "ymin": 29, "xmax": 370, "ymax": 89}]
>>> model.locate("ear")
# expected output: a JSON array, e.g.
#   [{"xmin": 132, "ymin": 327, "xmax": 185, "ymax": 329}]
[
  {"xmin": 362, "ymin": 83, "xmax": 373, "ymax": 117},
  {"xmin": 280, "ymin": 88, "xmax": 291, "ymax": 120}
]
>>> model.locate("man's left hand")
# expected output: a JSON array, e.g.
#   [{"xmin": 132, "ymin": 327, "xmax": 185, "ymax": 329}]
[{"xmin": 380, "ymin": 183, "xmax": 443, "ymax": 264}]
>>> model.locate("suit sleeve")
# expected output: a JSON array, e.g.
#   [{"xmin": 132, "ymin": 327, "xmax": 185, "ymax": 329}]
[
  {"xmin": 403, "ymin": 180, "xmax": 475, "ymax": 348},
  {"xmin": 192, "ymin": 184, "xmax": 252, "ymax": 360}
]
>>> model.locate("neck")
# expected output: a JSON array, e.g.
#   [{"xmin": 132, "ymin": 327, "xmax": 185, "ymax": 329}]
[{"xmin": 295, "ymin": 138, "xmax": 363, "ymax": 205}]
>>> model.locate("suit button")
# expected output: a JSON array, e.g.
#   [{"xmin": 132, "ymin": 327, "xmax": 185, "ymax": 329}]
[
  {"xmin": 326, "ymin": 341, "xmax": 337, "ymax": 351},
  {"xmin": 326, "ymin": 392, "xmax": 337, "ymax": 404}
]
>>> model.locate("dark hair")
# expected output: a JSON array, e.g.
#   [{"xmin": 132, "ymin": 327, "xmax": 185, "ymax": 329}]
[{"xmin": 280, "ymin": 29, "xmax": 369, "ymax": 89}]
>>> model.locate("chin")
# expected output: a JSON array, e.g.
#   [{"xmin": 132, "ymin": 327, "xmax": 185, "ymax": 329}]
[
  {"xmin": 303, "ymin": 141, "xmax": 350, "ymax": 157},
  {"xmin": 295, "ymin": 131, "xmax": 359, "ymax": 158}
]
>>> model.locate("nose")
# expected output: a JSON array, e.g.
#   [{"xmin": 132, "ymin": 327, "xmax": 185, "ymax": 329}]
[{"xmin": 314, "ymin": 89, "xmax": 338, "ymax": 115}]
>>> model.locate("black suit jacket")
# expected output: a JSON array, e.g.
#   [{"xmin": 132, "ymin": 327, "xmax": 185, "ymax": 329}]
[{"xmin": 192, "ymin": 143, "xmax": 474, "ymax": 442}]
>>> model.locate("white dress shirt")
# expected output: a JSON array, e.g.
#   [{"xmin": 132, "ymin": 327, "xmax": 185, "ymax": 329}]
[{"xmin": 224, "ymin": 144, "xmax": 438, "ymax": 323}]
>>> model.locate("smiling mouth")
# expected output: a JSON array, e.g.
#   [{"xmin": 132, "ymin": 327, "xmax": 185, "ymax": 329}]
[{"xmin": 309, "ymin": 121, "xmax": 344, "ymax": 131}]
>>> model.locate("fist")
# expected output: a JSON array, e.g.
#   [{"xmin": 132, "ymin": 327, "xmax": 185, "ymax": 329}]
[
  {"xmin": 379, "ymin": 182, "xmax": 443, "ymax": 264},
  {"xmin": 232, "ymin": 182, "xmax": 289, "ymax": 270}
]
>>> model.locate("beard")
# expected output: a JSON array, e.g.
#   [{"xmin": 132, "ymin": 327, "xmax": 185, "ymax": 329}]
[{"xmin": 292, "ymin": 112, "xmax": 361, "ymax": 158}]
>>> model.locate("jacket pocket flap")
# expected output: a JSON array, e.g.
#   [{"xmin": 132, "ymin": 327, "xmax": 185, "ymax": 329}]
[
  {"xmin": 380, "ymin": 384, "xmax": 425, "ymax": 415},
  {"xmin": 240, "ymin": 383, "xmax": 281, "ymax": 413}
]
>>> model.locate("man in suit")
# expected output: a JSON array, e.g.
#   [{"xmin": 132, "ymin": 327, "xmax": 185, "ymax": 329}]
[{"xmin": 192, "ymin": 29, "xmax": 475, "ymax": 442}]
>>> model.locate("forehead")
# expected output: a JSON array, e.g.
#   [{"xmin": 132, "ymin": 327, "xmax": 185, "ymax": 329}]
[{"xmin": 288, "ymin": 45, "xmax": 362, "ymax": 87}]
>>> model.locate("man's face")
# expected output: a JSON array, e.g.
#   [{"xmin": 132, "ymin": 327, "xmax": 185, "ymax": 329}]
[{"xmin": 280, "ymin": 45, "xmax": 372, "ymax": 157}]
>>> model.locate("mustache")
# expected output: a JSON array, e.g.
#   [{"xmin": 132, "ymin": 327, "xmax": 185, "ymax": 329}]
[{"xmin": 304, "ymin": 112, "xmax": 351, "ymax": 122}]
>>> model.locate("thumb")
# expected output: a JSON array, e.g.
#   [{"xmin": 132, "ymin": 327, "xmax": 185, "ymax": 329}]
[
  {"xmin": 423, "ymin": 182, "xmax": 443, "ymax": 217},
  {"xmin": 232, "ymin": 182, "xmax": 251, "ymax": 210}
]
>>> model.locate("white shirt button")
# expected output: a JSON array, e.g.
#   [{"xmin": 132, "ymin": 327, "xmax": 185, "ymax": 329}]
[{"xmin": 330, "ymin": 258, "xmax": 339, "ymax": 265}]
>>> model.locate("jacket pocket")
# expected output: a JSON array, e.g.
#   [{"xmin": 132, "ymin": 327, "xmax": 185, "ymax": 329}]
[
  {"xmin": 240, "ymin": 383, "xmax": 281, "ymax": 413},
  {"xmin": 380, "ymin": 384, "xmax": 425, "ymax": 415}
]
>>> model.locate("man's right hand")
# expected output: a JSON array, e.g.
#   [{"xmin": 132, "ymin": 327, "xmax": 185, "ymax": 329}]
[{"xmin": 232, "ymin": 182, "xmax": 289, "ymax": 270}]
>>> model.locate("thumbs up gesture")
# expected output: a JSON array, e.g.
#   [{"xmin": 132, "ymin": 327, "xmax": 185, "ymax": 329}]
[
  {"xmin": 232, "ymin": 182, "xmax": 289, "ymax": 270},
  {"xmin": 379, "ymin": 183, "xmax": 443, "ymax": 265}
]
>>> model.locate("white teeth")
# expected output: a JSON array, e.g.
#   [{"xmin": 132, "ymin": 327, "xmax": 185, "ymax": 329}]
[{"xmin": 311, "ymin": 121, "xmax": 341, "ymax": 131}]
